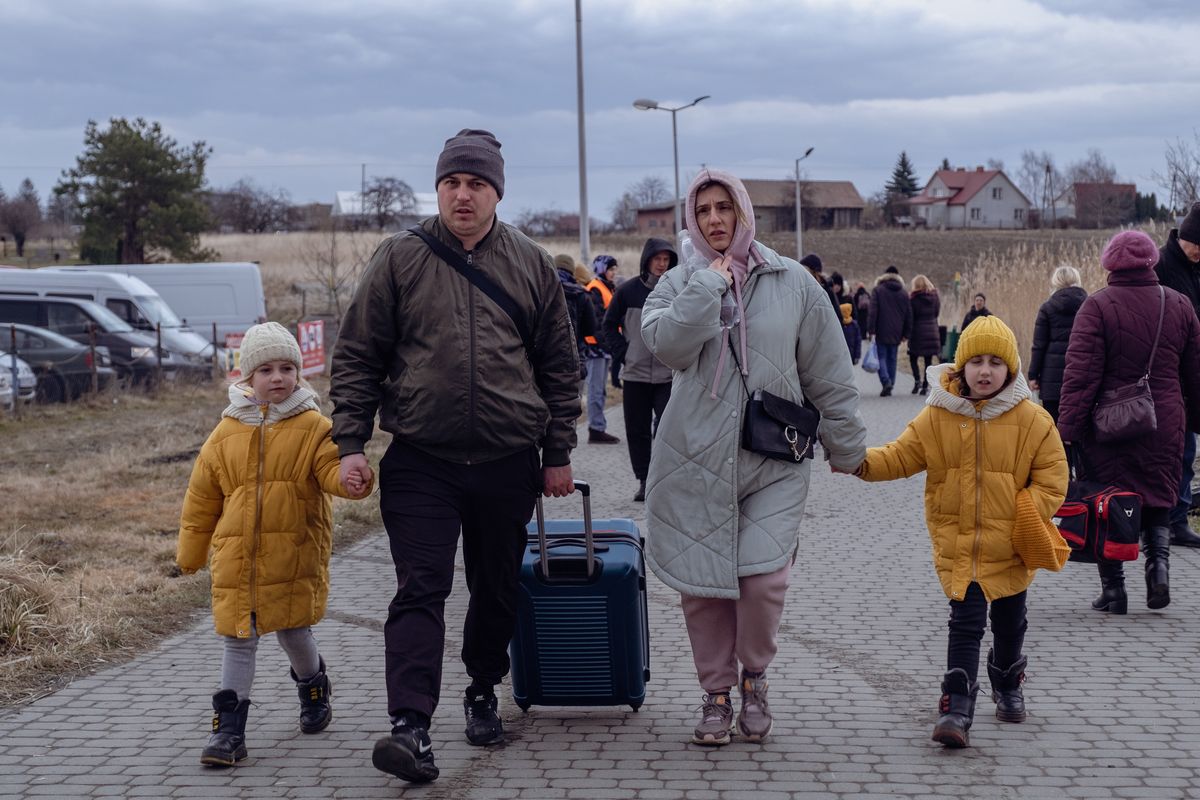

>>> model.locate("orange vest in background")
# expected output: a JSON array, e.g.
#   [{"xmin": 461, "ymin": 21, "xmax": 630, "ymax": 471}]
[{"xmin": 583, "ymin": 279, "xmax": 613, "ymax": 345}]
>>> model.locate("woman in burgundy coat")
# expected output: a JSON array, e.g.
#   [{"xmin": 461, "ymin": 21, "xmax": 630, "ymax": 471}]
[
  {"xmin": 906, "ymin": 274, "xmax": 941, "ymax": 395},
  {"xmin": 1058, "ymin": 230, "xmax": 1200, "ymax": 614}
]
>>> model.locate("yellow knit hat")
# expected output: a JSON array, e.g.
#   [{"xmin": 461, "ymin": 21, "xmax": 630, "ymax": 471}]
[
  {"xmin": 1012, "ymin": 489, "xmax": 1071, "ymax": 571},
  {"xmin": 955, "ymin": 314, "xmax": 1019, "ymax": 374}
]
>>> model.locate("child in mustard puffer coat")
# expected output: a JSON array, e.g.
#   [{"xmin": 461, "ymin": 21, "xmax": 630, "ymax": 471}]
[
  {"xmin": 177, "ymin": 322, "xmax": 373, "ymax": 767},
  {"xmin": 845, "ymin": 316, "xmax": 1067, "ymax": 748}
]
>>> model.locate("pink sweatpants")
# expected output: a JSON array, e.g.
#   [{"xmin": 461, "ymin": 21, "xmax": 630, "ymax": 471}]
[{"xmin": 680, "ymin": 564, "xmax": 791, "ymax": 693}]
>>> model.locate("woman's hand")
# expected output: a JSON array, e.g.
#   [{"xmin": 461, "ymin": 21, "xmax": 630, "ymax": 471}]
[
  {"xmin": 706, "ymin": 255, "xmax": 733, "ymax": 287},
  {"xmin": 1029, "ymin": 378, "xmax": 1040, "ymax": 391}
]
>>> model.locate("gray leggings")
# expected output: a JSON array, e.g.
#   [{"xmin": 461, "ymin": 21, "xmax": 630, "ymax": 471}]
[{"xmin": 220, "ymin": 618, "xmax": 321, "ymax": 701}]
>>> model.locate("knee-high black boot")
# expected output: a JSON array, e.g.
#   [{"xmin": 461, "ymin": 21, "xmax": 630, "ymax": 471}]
[
  {"xmin": 1142, "ymin": 526, "xmax": 1170, "ymax": 609},
  {"xmin": 1092, "ymin": 560, "xmax": 1127, "ymax": 614},
  {"xmin": 931, "ymin": 668, "xmax": 979, "ymax": 748}
]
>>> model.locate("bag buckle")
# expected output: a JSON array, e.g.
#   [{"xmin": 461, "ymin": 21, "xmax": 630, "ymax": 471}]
[{"xmin": 785, "ymin": 426, "xmax": 802, "ymax": 462}]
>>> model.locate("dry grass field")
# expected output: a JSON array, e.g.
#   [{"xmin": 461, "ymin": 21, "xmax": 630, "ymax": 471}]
[
  {"xmin": 0, "ymin": 377, "xmax": 387, "ymax": 706},
  {"xmin": 0, "ymin": 221, "xmax": 1157, "ymax": 706}
]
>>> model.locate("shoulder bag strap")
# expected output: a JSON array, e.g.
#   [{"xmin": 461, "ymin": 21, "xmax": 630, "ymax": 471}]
[
  {"xmin": 726, "ymin": 332, "xmax": 752, "ymax": 398},
  {"xmin": 1144, "ymin": 285, "xmax": 1165, "ymax": 380},
  {"xmin": 407, "ymin": 225, "xmax": 534, "ymax": 358}
]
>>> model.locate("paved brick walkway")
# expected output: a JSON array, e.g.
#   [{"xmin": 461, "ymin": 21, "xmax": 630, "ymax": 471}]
[{"xmin": 4, "ymin": 367, "xmax": 1200, "ymax": 799}]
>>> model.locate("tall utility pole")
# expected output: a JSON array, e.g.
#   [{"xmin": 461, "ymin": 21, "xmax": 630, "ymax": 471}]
[
  {"xmin": 794, "ymin": 147, "xmax": 814, "ymax": 259},
  {"xmin": 361, "ymin": 163, "xmax": 366, "ymax": 229},
  {"xmin": 574, "ymin": 0, "xmax": 590, "ymax": 264}
]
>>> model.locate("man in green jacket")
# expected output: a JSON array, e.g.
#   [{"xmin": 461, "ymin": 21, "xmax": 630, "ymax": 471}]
[{"xmin": 330, "ymin": 129, "xmax": 580, "ymax": 784}]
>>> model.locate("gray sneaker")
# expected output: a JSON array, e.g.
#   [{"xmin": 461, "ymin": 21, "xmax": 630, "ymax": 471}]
[
  {"xmin": 737, "ymin": 671, "xmax": 772, "ymax": 742},
  {"xmin": 691, "ymin": 692, "xmax": 734, "ymax": 746}
]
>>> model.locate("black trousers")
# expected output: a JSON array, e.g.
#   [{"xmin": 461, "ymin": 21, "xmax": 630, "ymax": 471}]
[
  {"xmin": 908, "ymin": 353, "xmax": 934, "ymax": 387},
  {"xmin": 1041, "ymin": 399, "xmax": 1060, "ymax": 423},
  {"xmin": 379, "ymin": 440, "xmax": 541, "ymax": 720},
  {"xmin": 946, "ymin": 582, "xmax": 1027, "ymax": 682},
  {"xmin": 622, "ymin": 380, "xmax": 671, "ymax": 480}
]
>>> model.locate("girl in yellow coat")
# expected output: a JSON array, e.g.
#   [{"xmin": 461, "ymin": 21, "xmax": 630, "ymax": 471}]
[
  {"xmin": 849, "ymin": 316, "xmax": 1067, "ymax": 748},
  {"xmin": 177, "ymin": 322, "xmax": 373, "ymax": 767}
]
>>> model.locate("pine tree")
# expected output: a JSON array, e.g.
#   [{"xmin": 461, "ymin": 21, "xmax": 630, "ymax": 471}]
[{"xmin": 885, "ymin": 151, "xmax": 921, "ymax": 197}]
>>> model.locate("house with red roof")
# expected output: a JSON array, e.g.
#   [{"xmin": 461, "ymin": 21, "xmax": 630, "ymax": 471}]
[{"xmin": 908, "ymin": 166, "xmax": 1032, "ymax": 229}]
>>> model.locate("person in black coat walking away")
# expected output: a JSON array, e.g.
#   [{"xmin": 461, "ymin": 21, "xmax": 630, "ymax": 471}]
[
  {"xmin": 962, "ymin": 293, "xmax": 992, "ymax": 331},
  {"xmin": 603, "ymin": 238, "xmax": 678, "ymax": 502},
  {"xmin": 840, "ymin": 303, "xmax": 862, "ymax": 365},
  {"xmin": 868, "ymin": 265, "xmax": 912, "ymax": 396},
  {"xmin": 852, "ymin": 282, "xmax": 870, "ymax": 333},
  {"xmin": 1154, "ymin": 202, "xmax": 1200, "ymax": 548},
  {"xmin": 907, "ymin": 274, "xmax": 941, "ymax": 395},
  {"xmin": 1027, "ymin": 265, "xmax": 1086, "ymax": 423},
  {"xmin": 555, "ymin": 255, "xmax": 597, "ymax": 380}
]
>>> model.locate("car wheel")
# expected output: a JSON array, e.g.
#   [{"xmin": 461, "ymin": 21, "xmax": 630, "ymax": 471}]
[{"xmin": 36, "ymin": 371, "xmax": 67, "ymax": 404}]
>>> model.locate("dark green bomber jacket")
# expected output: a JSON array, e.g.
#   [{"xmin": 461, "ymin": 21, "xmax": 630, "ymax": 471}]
[{"xmin": 330, "ymin": 216, "xmax": 581, "ymax": 466}]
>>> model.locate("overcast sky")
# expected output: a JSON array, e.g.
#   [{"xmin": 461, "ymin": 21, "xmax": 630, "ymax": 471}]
[{"xmin": 2, "ymin": 0, "xmax": 1198, "ymax": 223}]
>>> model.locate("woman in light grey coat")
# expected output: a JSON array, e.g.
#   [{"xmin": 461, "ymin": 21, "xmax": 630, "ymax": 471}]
[{"xmin": 642, "ymin": 168, "xmax": 867, "ymax": 747}]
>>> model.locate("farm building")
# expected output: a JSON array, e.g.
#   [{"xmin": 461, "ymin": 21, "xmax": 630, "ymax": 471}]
[
  {"xmin": 908, "ymin": 167, "xmax": 1032, "ymax": 229},
  {"xmin": 634, "ymin": 179, "xmax": 865, "ymax": 236},
  {"xmin": 1052, "ymin": 182, "xmax": 1136, "ymax": 228}
]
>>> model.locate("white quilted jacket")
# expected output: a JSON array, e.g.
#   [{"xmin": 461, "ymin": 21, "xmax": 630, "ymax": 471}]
[{"xmin": 641, "ymin": 243, "xmax": 867, "ymax": 598}]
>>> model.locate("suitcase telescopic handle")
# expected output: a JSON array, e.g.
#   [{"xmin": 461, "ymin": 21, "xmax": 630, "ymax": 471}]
[{"xmin": 534, "ymin": 479, "xmax": 593, "ymax": 581}]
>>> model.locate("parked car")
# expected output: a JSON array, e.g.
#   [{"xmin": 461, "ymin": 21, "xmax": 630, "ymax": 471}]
[
  {"xmin": 5, "ymin": 268, "xmax": 218, "ymax": 374},
  {"xmin": 0, "ymin": 294, "xmax": 183, "ymax": 385},
  {"xmin": 0, "ymin": 322, "xmax": 117, "ymax": 402},
  {"xmin": 0, "ymin": 349, "xmax": 37, "ymax": 408},
  {"xmin": 50, "ymin": 262, "xmax": 267, "ymax": 343}
]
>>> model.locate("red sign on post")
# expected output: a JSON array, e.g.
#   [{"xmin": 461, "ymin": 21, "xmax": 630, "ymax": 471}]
[{"xmin": 297, "ymin": 320, "xmax": 325, "ymax": 377}]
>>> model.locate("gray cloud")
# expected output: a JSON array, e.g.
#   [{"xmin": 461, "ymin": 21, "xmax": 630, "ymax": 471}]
[{"xmin": 0, "ymin": 0, "xmax": 1196, "ymax": 220}]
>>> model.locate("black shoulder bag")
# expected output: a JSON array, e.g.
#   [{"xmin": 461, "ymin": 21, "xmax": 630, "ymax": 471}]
[
  {"xmin": 406, "ymin": 225, "xmax": 534, "ymax": 358},
  {"xmin": 728, "ymin": 336, "xmax": 820, "ymax": 462}
]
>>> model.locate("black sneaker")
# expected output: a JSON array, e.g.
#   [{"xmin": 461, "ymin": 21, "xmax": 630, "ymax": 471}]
[
  {"xmin": 464, "ymin": 692, "xmax": 504, "ymax": 746},
  {"xmin": 372, "ymin": 723, "xmax": 439, "ymax": 783},
  {"xmin": 634, "ymin": 479, "xmax": 646, "ymax": 502}
]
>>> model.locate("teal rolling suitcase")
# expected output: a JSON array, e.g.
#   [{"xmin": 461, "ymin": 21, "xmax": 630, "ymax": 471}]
[{"xmin": 509, "ymin": 481, "xmax": 650, "ymax": 711}]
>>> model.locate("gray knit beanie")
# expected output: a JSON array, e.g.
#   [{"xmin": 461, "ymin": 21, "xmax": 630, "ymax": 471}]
[
  {"xmin": 435, "ymin": 129, "xmax": 505, "ymax": 199},
  {"xmin": 239, "ymin": 321, "xmax": 301, "ymax": 376}
]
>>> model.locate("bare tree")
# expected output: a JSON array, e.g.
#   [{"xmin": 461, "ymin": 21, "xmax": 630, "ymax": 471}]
[
  {"xmin": 1153, "ymin": 129, "xmax": 1200, "ymax": 212},
  {"xmin": 1066, "ymin": 148, "xmax": 1118, "ymax": 184},
  {"xmin": 609, "ymin": 175, "xmax": 671, "ymax": 231},
  {"xmin": 294, "ymin": 222, "xmax": 383, "ymax": 317},
  {"xmin": 211, "ymin": 179, "xmax": 292, "ymax": 233},
  {"xmin": 362, "ymin": 176, "xmax": 417, "ymax": 231},
  {"xmin": 986, "ymin": 158, "xmax": 1005, "ymax": 171},
  {"xmin": 0, "ymin": 178, "xmax": 42, "ymax": 257}
]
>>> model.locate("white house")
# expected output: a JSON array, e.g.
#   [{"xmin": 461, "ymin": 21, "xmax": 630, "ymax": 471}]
[{"xmin": 908, "ymin": 167, "xmax": 1032, "ymax": 229}]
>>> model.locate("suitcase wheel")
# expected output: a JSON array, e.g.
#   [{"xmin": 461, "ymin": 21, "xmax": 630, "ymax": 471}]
[
  {"xmin": 518, "ymin": 702, "xmax": 531, "ymax": 712},
  {"xmin": 630, "ymin": 703, "xmax": 641, "ymax": 712}
]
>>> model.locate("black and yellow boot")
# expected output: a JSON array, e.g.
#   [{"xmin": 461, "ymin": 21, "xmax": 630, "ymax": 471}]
[
  {"xmin": 292, "ymin": 657, "xmax": 333, "ymax": 734},
  {"xmin": 199, "ymin": 689, "xmax": 250, "ymax": 767}
]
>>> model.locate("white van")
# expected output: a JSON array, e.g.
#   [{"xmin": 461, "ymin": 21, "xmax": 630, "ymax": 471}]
[
  {"xmin": 68, "ymin": 262, "xmax": 267, "ymax": 342},
  {"xmin": 4, "ymin": 267, "xmax": 216, "ymax": 368}
]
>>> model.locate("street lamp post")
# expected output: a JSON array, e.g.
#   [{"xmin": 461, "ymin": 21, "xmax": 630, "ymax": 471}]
[
  {"xmin": 795, "ymin": 147, "xmax": 814, "ymax": 259},
  {"xmin": 633, "ymin": 95, "xmax": 710, "ymax": 239}
]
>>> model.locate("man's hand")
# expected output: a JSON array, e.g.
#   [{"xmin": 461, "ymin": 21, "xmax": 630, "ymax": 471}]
[
  {"xmin": 339, "ymin": 453, "xmax": 371, "ymax": 498},
  {"xmin": 543, "ymin": 464, "xmax": 574, "ymax": 497},
  {"xmin": 1029, "ymin": 378, "xmax": 1040, "ymax": 391}
]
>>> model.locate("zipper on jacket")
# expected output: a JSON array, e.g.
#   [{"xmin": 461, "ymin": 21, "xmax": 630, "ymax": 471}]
[
  {"xmin": 971, "ymin": 411, "xmax": 983, "ymax": 583},
  {"xmin": 466, "ymin": 249, "xmax": 476, "ymax": 464},
  {"xmin": 251, "ymin": 404, "xmax": 267, "ymax": 617}
]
